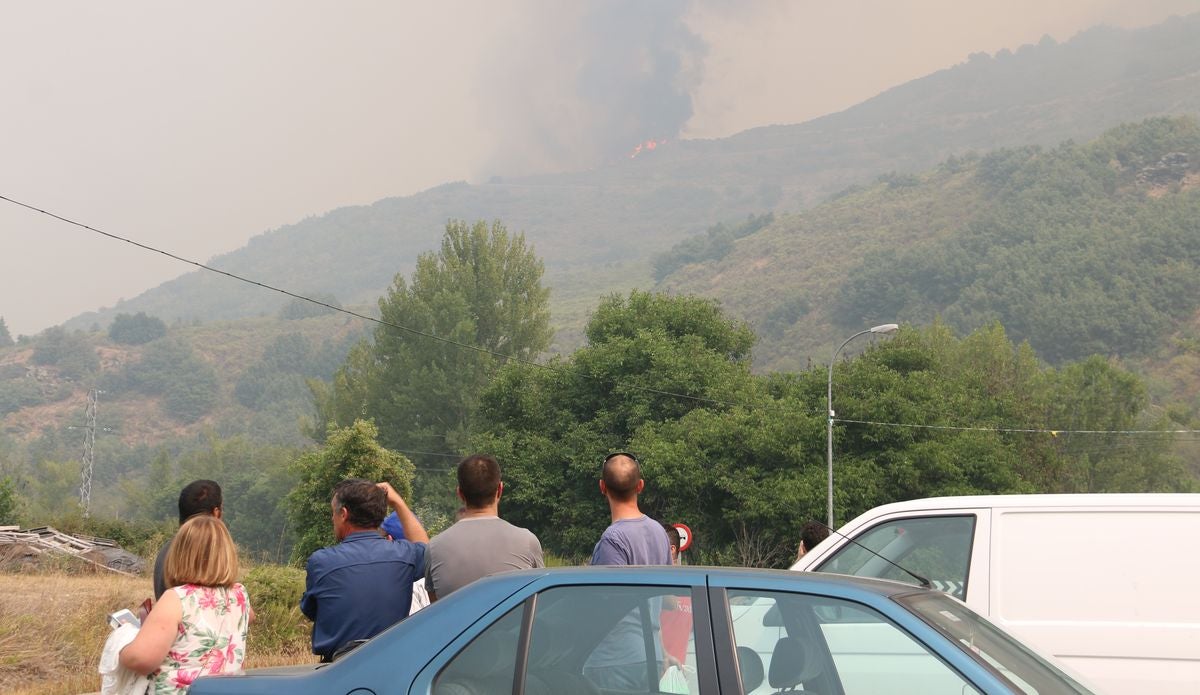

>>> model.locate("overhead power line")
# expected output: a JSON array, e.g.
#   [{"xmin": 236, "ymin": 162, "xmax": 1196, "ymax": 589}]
[
  {"xmin": 6, "ymin": 193, "xmax": 1198, "ymax": 439},
  {"xmin": 835, "ymin": 418, "xmax": 1200, "ymax": 436},
  {"xmin": 0, "ymin": 193, "xmax": 746, "ymax": 411}
]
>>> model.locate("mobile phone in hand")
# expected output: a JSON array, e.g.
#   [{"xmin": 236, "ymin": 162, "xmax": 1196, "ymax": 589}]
[
  {"xmin": 137, "ymin": 597, "xmax": 153, "ymax": 621},
  {"xmin": 108, "ymin": 608, "xmax": 141, "ymax": 629}
]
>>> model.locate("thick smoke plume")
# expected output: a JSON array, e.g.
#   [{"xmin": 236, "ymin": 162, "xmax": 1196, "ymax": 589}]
[{"xmin": 478, "ymin": 0, "xmax": 706, "ymax": 176}]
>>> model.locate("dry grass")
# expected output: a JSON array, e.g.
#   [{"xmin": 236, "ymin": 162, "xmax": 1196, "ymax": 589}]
[
  {"xmin": 0, "ymin": 571, "xmax": 146, "ymax": 694},
  {"xmin": 0, "ymin": 570, "xmax": 316, "ymax": 695}
]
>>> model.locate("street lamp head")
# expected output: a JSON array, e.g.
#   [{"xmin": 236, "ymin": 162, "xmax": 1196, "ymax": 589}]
[{"xmin": 828, "ymin": 321, "xmax": 899, "ymax": 527}]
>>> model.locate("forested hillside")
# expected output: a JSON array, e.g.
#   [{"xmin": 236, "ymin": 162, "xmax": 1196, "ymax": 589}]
[
  {"xmin": 660, "ymin": 118, "xmax": 1200, "ymax": 378},
  {"xmin": 7, "ymin": 15, "xmax": 1200, "ymax": 562},
  {"xmin": 62, "ymin": 14, "xmax": 1200, "ymax": 349},
  {"xmin": 0, "ymin": 309, "xmax": 365, "ymax": 523}
]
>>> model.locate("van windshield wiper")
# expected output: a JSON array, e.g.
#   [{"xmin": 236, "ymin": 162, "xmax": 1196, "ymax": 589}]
[{"xmin": 809, "ymin": 520, "xmax": 932, "ymax": 589}]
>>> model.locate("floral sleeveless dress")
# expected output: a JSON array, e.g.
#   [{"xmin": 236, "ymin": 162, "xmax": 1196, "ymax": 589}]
[{"xmin": 152, "ymin": 583, "xmax": 250, "ymax": 694}]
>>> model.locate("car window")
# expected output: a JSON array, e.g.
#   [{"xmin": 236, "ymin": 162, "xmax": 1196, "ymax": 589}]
[
  {"xmin": 432, "ymin": 604, "xmax": 524, "ymax": 695},
  {"xmin": 898, "ymin": 591, "xmax": 1094, "ymax": 695},
  {"xmin": 435, "ymin": 584, "xmax": 697, "ymax": 695},
  {"xmin": 527, "ymin": 585, "xmax": 696, "ymax": 695},
  {"xmin": 816, "ymin": 515, "xmax": 975, "ymax": 598},
  {"xmin": 729, "ymin": 590, "xmax": 982, "ymax": 695}
]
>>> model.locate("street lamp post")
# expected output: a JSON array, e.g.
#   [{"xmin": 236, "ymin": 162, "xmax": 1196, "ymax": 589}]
[{"xmin": 827, "ymin": 323, "xmax": 898, "ymax": 528}]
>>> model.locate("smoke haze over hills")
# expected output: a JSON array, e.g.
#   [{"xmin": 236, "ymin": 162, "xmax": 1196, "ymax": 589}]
[
  {"xmin": 2, "ymin": 0, "xmax": 1198, "ymax": 335},
  {"xmin": 478, "ymin": 0, "xmax": 706, "ymax": 176}
]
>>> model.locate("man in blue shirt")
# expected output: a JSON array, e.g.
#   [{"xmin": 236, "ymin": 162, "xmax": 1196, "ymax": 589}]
[
  {"xmin": 586, "ymin": 452, "xmax": 671, "ymax": 689},
  {"xmin": 590, "ymin": 452, "xmax": 671, "ymax": 566},
  {"xmin": 300, "ymin": 478, "xmax": 428, "ymax": 661}
]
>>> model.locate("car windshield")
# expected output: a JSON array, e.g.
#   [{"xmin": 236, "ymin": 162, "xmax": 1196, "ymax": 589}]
[{"xmin": 896, "ymin": 592, "xmax": 1095, "ymax": 695}]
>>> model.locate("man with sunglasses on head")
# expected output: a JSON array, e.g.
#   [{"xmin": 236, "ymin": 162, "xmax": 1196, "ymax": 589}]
[
  {"xmin": 585, "ymin": 452, "xmax": 671, "ymax": 690},
  {"xmin": 590, "ymin": 452, "xmax": 671, "ymax": 567}
]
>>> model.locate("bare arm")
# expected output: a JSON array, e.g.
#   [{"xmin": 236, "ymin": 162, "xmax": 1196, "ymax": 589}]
[
  {"xmin": 119, "ymin": 589, "xmax": 182, "ymax": 676},
  {"xmin": 377, "ymin": 482, "xmax": 429, "ymax": 544}
]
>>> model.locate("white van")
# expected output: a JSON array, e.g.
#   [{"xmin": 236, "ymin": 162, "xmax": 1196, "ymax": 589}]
[{"xmin": 790, "ymin": 493, "xmax": 1200, "ymax": 694}]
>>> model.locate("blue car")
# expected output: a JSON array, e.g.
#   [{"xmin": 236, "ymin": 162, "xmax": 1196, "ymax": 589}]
[{"xmin": 190, "ymin": 566, "xmax": 1096, "ymax": 695}]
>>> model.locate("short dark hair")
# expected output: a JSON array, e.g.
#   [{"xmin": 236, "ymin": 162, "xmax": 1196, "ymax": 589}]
[
  {"xmin": 800, "ymin": 520, "xmax": 830, "ymax": 553},
  {"xmin": 178, "ymin": 480, "xmax": 222, "ymax": 524},
  {"xmin": 662, "ymin": 522, "xmax": 680, "ymax": 550},
  {"xmin": 333, "ymin": 479, "xmax": 388, "ymax": 529},
  {"xmin": 602, "ymin": 452, "xmax": 642, "ymax": 502},
  {"xmin": 457, "ymin": 454, "xmax": 501, "ymax": 509}
]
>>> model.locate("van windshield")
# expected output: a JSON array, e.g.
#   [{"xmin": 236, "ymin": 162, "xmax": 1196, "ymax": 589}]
[
  {"xmin": 816, "ymin": 515, "xmax": 974, "ymax": 598},
  {"xmin": 896, "ymin": 592, "xmax": 1095, "ymax": 695}
]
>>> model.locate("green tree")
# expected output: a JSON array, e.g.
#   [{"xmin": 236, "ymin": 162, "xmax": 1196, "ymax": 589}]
[
  {"xmin": 312, "ymin": 219, "xmax": 551, "ymax": 498},
  {"xmin": 121, "ymin": 435, "xmax": 302, "ymax": 562},
  {"xmin": 474, "ymin": 310, "xmax": 1184, "ymax": 566},
  {"xmin": 31, "ymin": 326, "xmax": 98, "ymax": 379},
  {"xmin": 107, "ymin": 312, "xmax": 168, "ymax": 345},
  {"xmin": 0, "ymin": 317, "xmax": 13, "ymax": 347},
  {"xmin": 1041, "ymin": 356, "xmax": 1184, "ymax": 493},
  {"xmin": 285, "ymin": 420, "xmax": 415, "ymax": 563},
  {"xmin": 306, "ymin": 341, "xmax": 375, "ymax": 438},
  {"xmin": 23, "ymin": 458, "xmax": 82, "ymax": 520},
  {"xmin": 0, "ymin": 378, "xmax": 45, "ymax": 416},
  {"xmin": 0, "ymin": 476, "xmax": 20, "ymax": 525},
  {"xmin": 471, "ymin": 291, "xmax": 763, "ymax": 562},
  {"xmin": 825, "ymin": 322, "xmax": 1187, "ymax": 506},
  {"xmin": 235, "ymin": 334, "xmax": 315, "ymax": 409},
  {"xmin": 125, "ymin": 337, "xmax": 219, "ymax": 423}
]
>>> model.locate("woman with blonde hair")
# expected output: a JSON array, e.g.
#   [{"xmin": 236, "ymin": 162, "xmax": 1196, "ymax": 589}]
[{"xmin": 120, "ymin": 514, "xmax": 251, "ymax": 693}]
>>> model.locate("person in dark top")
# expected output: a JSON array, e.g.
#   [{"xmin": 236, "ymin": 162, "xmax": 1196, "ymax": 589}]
[
  {"xmin": 796, "ymin": 519, "xmax": 831, "ymax": 562},
  {"xmin": 152, "ymin": 480, "xmax": 223, "ymax": 600},
  {"xmin": 300, "ymin": 478, "xmax": 428, "ymax": 662}
]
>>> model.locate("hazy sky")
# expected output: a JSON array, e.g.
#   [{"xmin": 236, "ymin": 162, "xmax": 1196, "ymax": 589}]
[{"xmin": 2, "ymin": 0, "xmax": 1197, "ymax": 336}]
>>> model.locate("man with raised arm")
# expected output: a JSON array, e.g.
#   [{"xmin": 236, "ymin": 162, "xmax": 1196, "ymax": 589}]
[{"xmin": 300, "ymin": 478, "xmax": 428, "ymax": 662}]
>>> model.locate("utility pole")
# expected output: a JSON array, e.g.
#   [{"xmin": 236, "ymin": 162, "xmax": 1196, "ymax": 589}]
[{"xmin": 78, "ymin": 389, "xmax": 98, "ymax": 518}]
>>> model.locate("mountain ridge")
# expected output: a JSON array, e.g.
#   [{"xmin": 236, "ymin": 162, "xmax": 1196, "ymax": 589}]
[
  {"xmin": 656, "ymin": 117, "xmax": 1200, "ymax": 380},
  {"xmin": 61, "ymin": 13, "xmax": 1200, "ymax": 352}
]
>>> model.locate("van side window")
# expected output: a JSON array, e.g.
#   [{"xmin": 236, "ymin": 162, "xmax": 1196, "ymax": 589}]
[{"xmin": 815, "ymin": 515, "xmax": 975, "ymax": 598}]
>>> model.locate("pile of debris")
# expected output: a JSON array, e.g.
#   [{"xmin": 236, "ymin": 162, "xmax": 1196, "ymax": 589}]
[{"xmin": 0, "ymin": 525, "xmax": 144, "ymax": 574}]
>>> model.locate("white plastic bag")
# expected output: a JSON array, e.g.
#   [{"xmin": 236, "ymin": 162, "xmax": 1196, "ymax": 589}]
[
  {"xmin": 658, "ymin": 664, "xmax": 690, "ymax": 694},
  {"xmin": 99, "ymin": 623, "xmax": 151, "ymax": 695}
]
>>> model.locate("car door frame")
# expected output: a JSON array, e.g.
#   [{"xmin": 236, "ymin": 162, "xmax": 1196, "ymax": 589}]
[
  {"xmin": 408, "ymin": 570, "xmax": 720, "ymax": 695},
  {"xmin": 705, "ymin": 572, "xmax": 1017, "ymax": 695}
]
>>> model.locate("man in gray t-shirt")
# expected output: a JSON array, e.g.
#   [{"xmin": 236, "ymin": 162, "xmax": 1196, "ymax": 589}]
[
  {"xmin": 425, "ymin": 454, "xmax": 544, "ymax": 602},
  {"xmin": 585, "ymin": 452, "xmax": 671, "ymax": 690}
]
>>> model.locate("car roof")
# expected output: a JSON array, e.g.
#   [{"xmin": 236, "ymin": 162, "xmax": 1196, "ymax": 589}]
[
  {"xmin": 841, "ymin": 492, "xmax": 1200, "ymax": 518},
  {"xmin": 461, "ymin": 564, "xmax": 925, "ymax": 599}
]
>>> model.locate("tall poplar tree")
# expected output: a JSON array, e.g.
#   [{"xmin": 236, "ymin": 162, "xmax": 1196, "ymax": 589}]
[{"xmin": 312, "ymin": 219, "xmax": 552, "ymax": 489}]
